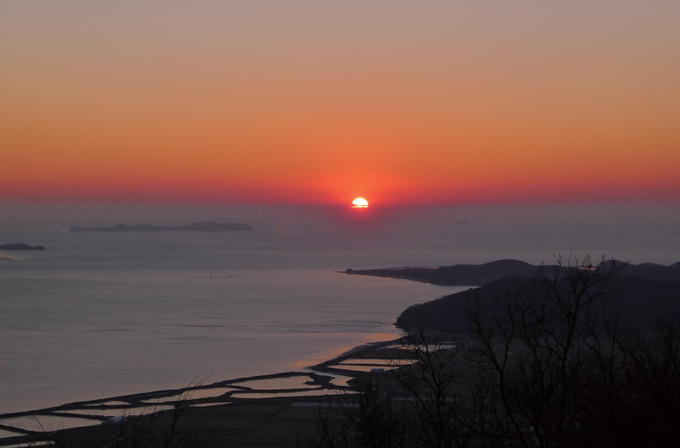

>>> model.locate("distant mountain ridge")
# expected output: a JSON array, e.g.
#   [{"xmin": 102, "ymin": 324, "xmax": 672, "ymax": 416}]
[
  {"xmin": 345, "ymin": 259, "xmax": 680, "ymax": 286},
  {"xmin": 69, "ymin": 221, "xmax": 254, "ymax": 232},
  {"xmin": 344, "ymin": 259, "xmax": 538, "ymax": 286}
]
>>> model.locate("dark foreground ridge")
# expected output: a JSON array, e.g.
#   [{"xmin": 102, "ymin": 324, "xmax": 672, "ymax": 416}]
[
  {"xmin": 395, "ymin": 259, "xmax": 680, "ymax": 335},
  {"xmin": 69, "ymin": 221, "xmax": 254, "ymax": 232},
  {"xmin": 0, "ymin": 243, "xmax": 45, "ymax": 250}
]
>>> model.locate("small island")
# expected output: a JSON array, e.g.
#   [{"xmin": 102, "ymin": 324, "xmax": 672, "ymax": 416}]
[
  {"xmin": 0, "ymin": 243, "xmax": 45, "ymax": 251},
  {"xmin": 69, "ymin": 221, "xmax": 254, "ymax": 232}
]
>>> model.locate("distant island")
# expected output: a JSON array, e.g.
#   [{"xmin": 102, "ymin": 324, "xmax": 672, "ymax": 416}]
[
  {"xmin": 69, "ymin": 221, "xmax": 254, "ymax": 232},
  {"xmin": 0, "ymin": 243, "xmax": 45, "ymax": 250}
]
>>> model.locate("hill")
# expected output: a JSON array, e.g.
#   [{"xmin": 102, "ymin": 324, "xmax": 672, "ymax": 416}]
[
  {"xmin": 346, "ymin": 259, "xmax": 680, "ymax": 287},
  {"xmin": 396, "ymin": 274, "xmax": 680, "ymax": 335},
  {"xmin": 344, "ymin": 259, "xmax": 536, "ymax": 286}
]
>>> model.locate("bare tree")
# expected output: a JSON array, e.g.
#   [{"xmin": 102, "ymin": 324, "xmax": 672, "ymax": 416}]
[
  {"xmin": 387, "ymin": 329, "xmax": 471, "ymax": 448},
  {"xmin": 312, "ymin": 255, "xmax": 680, "ymax": 448},
  {"xmin": 310, "ymin": 376, "xmax": 410, "ymax": 448},
  {"xmin": 309, "ymin": 329, "xmax": 473, "ymax": 448},
  {"xmin": 465, "ymin": 255, "xmax": 628, "ymax": 447}
]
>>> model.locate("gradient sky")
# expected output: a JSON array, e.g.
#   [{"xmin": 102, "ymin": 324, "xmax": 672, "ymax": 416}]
[{"xmin": 1, "ymin": 1, "xmax": 679, "ymax": 205}]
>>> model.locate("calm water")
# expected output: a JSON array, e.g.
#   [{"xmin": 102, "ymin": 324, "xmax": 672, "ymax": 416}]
[{"xmin": 1, "ymin": 204, "xmax": 678, "ymax": 414}]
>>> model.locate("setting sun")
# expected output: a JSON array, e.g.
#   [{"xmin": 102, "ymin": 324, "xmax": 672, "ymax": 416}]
[{"xmin": 352, "ymin": 198, "xmax": 369, "ymax": 208}]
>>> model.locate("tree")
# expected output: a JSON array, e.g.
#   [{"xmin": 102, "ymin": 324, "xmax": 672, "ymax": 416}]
[
  {"xmin": 465, "ymin": 255, "xmax": 627, "ymax": 447},
  {"xmin": 311, "ymin": 255, "xmax": 680, "ymax": 448},
  {"xmin": 310, "ymin": 330, "xmax": 469, "ymax": 448}
]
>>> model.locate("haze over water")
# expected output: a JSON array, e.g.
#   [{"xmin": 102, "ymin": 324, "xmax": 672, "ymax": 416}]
[{"xmin": 0, "ymin": 203, "xmax": 678, "ymax": 415}]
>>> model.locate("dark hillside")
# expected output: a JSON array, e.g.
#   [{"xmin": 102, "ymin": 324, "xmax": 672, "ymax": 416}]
[
  {"xmin": 430, "ymin": 259, "xmax": 536, "ymax": 285},
  {"xmin": 396, "ymin": 275, "xmax": 680, "ymax": 335},
  {"xmin": 345, "ymin": 259, "xmax": 537, "ymax": 286},
  {"xmin": 348, "ymin": 259, "xmax": 680, "ymax": 287}
]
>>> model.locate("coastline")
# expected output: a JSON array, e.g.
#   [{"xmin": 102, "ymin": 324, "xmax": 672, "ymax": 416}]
[
  {"xmin": 0, "ymin": 337, "xmax": 405, "ymax": 446},
  {"xmin": 0, "ymin": 257, "xmax": 451, "ymax": 418}
]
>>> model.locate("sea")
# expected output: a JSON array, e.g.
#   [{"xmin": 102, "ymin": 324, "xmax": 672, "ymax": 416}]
[{"xmin": 1, "ymin": 203, "xmax": 678, "ymax": 416}]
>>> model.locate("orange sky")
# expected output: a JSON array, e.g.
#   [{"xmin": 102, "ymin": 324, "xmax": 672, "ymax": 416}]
[{"xmin": 1, "ymin": 1, "xmax": 679, "ymax": 205}]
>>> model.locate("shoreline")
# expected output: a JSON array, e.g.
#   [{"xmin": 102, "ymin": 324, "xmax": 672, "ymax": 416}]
[{"xmin": 0, "ymin": 337, "xmax": 404, "ymax": 445}]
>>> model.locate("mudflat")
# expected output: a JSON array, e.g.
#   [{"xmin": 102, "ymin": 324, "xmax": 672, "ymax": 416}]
[{"xmin": 0, "ymin": 338, "xmax": 410, "ymax": 447}]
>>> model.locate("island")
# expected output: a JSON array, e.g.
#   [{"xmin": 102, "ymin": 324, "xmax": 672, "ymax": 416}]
[
  {"xmin": 0, "ymin": 243, "xmax": 45, "ymax": 250},
  {"xmin": 69, "ymin": 221, "xmax": 254, "ymax": 232}
]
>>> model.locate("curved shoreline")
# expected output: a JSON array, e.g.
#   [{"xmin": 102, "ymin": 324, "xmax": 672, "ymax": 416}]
[{"xmin": 0, "ymin": 338, "xmax": 404, "ymax": 445}]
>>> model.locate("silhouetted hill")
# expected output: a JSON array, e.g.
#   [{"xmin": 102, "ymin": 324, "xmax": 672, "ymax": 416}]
[
  {"xmin": 346, "ymin": 259, "xmax": 680, "ymax": 286},
  {"xmin": 396, "ymin": 277, "xmax": 522, "ymax": 336},
  {"xmin": 0, "ymin": 243, "xmax": 45, "ymax": 250},
  {"xmin": 69, "ymin": 221, "xmax": 254, "ymax": 232},
  {"xmin": 345, "ymin": 259, "xmax": 539, "ymax": 286},
  {"xmin": 431, "ymin": 259, "xmax": 537, "ymax": 285},
  {"xmin": 396, "ymin": 275, "xmax": 680, "ymax": 336},
  {"xmin": 615, "ymin": 261, "xmax": 680, "ymax": 282}
]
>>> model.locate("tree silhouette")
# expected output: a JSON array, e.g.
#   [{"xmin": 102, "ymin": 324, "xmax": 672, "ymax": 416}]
[{"xmin": 311, "ymin": 255, "xmax": 680, "ymax": 448}]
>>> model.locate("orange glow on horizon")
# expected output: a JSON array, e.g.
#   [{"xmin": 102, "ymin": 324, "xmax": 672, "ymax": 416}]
[{"xmin": 1, "ymin": 3, "xmax": 679, "ymax": 206}]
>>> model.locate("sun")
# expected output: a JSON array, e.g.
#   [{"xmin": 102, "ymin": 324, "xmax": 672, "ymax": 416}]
[{"xmin": 351, "ymin": 198, "xmax": 369, "ymax": 208}]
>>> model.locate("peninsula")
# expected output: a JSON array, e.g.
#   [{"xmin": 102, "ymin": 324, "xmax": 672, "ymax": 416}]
[
  {"xmin": 343, "ymin": 259, "xmax": 537, "ymax": 286},
  {"xmin": 69, "ymin": 221, "xmax": 254, "ymax": 232},
  {"xmin": 386, "ymin": 259, "xmax": 680, "ymax": 335},
  {"xmin": 344, "ymin": 259, "xmax": 680, "ymax": 286}
]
